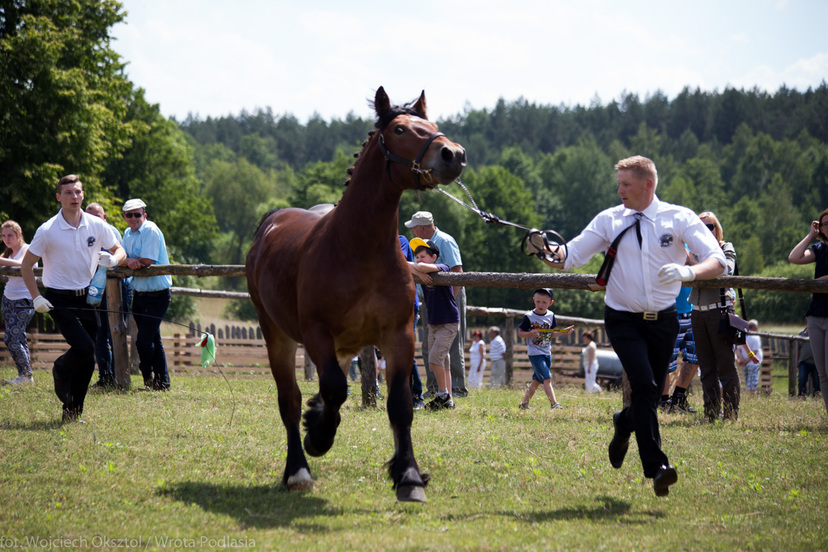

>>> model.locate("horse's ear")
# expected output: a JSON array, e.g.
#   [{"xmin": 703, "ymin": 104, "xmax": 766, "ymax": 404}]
[
  {"xmin": 374, "ymin": 87, "xmax": 390, "ymax": 117},
  {"xmin": 413, "ymin": 90, "xmax": 427, "ymax": 119}
]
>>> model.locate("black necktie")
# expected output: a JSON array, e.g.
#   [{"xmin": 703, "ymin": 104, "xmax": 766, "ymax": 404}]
[
  {"xmin": 595, "ymin": 213, "xmax": 644, "ymax": 287},
  {"xmin": 633, "ymin": 212, "xmax": 643, "ymax": 247}
]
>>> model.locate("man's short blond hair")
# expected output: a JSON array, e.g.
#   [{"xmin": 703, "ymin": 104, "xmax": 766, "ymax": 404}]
[{"xmin": 614, "ymin": 156, "xmax": 658, "ymax": 188}]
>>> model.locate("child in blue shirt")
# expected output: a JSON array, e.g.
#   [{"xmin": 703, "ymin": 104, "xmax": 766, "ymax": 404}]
[
  {"xmin": 517, "ymin": 288, "xmax": 573, "ymax": 410},
  {"xmin": 408, "ymin": 238, "xmax": 460, "ymax": 410}
]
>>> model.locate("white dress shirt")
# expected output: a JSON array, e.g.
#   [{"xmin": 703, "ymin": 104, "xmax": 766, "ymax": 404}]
[{"xmin": 564, "ymin": 197, "xmax": 726, "ymax": 313}]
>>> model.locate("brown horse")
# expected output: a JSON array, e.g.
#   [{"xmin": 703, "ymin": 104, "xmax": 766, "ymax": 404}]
[{"xmin": 246, "ymin": 87, "xmax": 466, "ymax": 502}]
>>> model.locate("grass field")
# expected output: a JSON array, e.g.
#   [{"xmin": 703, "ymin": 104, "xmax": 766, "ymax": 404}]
[{"xmin": 1, "ymin": 369, "xmax": 826, "ymax": 551}]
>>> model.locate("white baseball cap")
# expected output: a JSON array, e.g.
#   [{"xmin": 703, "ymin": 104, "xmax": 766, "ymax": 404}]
[{"xmin": 122, "ymin": 198, "xmax": 147, "ymax": 212}]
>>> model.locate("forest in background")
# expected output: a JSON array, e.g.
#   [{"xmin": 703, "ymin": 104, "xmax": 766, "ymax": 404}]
[
  {"xmin": 2, "ymin": 1, "xmax": 826, "ymax": 323},
  {"xmin": 179, "ymin": 85, "xmax": 828, "ymax": 323}
]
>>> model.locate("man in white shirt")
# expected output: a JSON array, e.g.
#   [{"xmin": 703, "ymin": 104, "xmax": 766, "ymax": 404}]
[
  {"xmin": 536, "ymin": 156, "xmax": 726, "ymax": 497},
  {"xmin": 21, "ymin": 175, "xmax": 125, "ymax": 422}
]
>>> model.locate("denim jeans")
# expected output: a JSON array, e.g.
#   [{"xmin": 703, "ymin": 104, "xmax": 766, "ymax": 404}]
[{"xmin": 132, "ymin": 289, "xmax": 171, "ymax": 389}]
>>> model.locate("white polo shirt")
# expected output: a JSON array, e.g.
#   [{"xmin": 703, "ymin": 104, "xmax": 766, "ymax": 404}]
[
  {"xmin": 28, "ymin": 210, "xmax": 120, "ymax": 290},
  {"xmin": 564, "ymin": 197, "xmax": 726, "ymax": 313}
]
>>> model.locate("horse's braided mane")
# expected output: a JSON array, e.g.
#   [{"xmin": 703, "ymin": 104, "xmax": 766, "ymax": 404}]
[{"xmin": 344, "ymin": 100, "xmax": 426, "ymax": 187}]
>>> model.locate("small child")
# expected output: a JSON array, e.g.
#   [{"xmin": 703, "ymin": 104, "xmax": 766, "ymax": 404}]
[
  {"xmin": 736, "ymin": 319, "xmax": 763, "ymax": 394},
  {"xmin": 408, "ymin": 238, "xmax": 460, "ymax": 410},
  {"xmin": 517, "ymin": 288, "xmax": 574, "ymax": 410}
]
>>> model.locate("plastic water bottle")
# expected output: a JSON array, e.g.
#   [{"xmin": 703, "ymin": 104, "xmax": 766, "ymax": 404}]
[{"xmin": 87, "ymin": 265, "xmax": 108, "ymax": 306}]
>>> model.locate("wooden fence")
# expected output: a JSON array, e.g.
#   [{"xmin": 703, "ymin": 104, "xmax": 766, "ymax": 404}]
[{"xmin": 0, "ymin": 264, "xmax": 817, "ymax": 394}]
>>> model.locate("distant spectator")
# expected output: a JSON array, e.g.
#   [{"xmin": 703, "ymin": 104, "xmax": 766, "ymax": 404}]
[
  {"xmin": 488, "ymin": 326, "xmax": 506, "ymax": 387},
  {"xmin": 788, "ymin": 208, "xmax": 828, "ymax": 416},
  {"xmin": 735, "ymin": 319, "xmax": 763, "ymax": 394},
  {"xmin": 796, "ymin": 326, "xmax": 820, "ymax": 397},
  {"xmin": 85, "ymin": 203, "xmax": 132, "ymax": 389},
  {"xmin": 581, "ymin": 331, "xmax": 602, "ymax": 394},
  {"xmin": 467, "ymin": 330, "xmax": 486, "ymax": 390}
]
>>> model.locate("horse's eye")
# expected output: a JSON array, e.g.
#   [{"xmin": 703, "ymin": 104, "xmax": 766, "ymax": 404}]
[{"xmin": 394, "ymin": 126, "xmax": 406, "ymax": 135}]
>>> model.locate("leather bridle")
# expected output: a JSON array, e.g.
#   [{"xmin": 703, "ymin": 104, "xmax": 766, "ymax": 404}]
[{"xmin": 377, "ymin": 131, "xmax": 445, "ymax": 190}]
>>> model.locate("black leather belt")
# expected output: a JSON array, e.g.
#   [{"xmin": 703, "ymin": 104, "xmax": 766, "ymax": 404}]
[
  {"xmin": 607, "ymin": 306, "xmax": 677, "ymax": 320},
  {"xmin": 134, "ymin": 289, "xmax": 170, "ymax": 297},
  {"xmin": 46, "ymin": 288, "xmax": 87, "ymax": 297}
]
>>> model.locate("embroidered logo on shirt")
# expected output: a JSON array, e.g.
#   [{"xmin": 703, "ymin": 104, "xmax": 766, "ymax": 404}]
[
  {"xmin": 659, "ymin": 234, "xmax": 673, "ymax": 247},
  {"xmin": 87, "ymin": 237, "xmax": 96, "ymax": 247}
]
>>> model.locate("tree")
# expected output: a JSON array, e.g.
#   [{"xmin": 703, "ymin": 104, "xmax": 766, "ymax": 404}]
[
  {"xmin": 0, "ymin": 0, "xmax": 134, "ymax": 235},
  {"xmin": 102, "ymin": 89, "xmax": 217, "ymax": 261},
  {"xmin": 204, "ymin": 158, "xmax": 271, "ymax": 267}
]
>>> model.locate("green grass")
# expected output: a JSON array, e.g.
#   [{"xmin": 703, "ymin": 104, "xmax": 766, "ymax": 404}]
[{"xmin": 1, "ymin": 369, "xmax": 826, "ymax": 551}]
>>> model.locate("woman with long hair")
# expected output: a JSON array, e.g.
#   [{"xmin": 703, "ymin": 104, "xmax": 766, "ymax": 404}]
[
  {"xmin": 689, "ymin": 211, "xmax": 739, "ymax": 422},
  {"xmin": 788, "ymin": 208, "xmax": 828, "ymax": 416},
  {"xmin": 0, "ymin": 221, "xmax": 36, "ymax": 385}
]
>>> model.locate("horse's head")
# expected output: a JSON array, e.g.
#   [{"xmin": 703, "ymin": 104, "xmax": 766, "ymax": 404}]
[{"xmin": 373, "ymin": 87, "xmax": 466, "ymax": 190}]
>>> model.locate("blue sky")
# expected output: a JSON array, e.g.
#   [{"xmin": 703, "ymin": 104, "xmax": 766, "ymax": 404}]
[{"xmin": 112, "ymin": 0, "xmax": 828, "ymax": 123}]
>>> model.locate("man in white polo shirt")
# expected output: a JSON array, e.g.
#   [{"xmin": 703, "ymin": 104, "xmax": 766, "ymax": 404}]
[{"xmin": 21, "ymin": 174, "xmax": 125, "ymax": 422}]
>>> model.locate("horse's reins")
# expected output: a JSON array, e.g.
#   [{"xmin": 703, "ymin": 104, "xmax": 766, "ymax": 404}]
[
  {"xmin": 377, "ymin": 131, "xmax": 444, "ymax": 191},
  {"xmin": 436, "ymin": 179, "xmax": 568, "ymax": 264}
]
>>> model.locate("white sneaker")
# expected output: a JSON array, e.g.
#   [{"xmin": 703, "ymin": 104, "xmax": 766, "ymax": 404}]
[{"xmin": 5, "ymin": 375, "xmax": 33, "ymax": 385}]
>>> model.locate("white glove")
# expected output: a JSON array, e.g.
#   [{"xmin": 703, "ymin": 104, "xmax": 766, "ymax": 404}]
[
  {"xmin": 658, "ymin": 263, "xmax": 696, "ymax": 284},
  {"xmin": 98, "ymin": 251, "xmax": 117, "ymax": 268},
  {"xmin": 34, "ymin": 295, "xmax": 54, "ymax": 313}
]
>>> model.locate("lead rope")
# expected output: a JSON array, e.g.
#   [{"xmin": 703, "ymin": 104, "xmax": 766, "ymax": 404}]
[{"xmin": 436, "ymin": 180, "xmax": 568, "ymax": 263}]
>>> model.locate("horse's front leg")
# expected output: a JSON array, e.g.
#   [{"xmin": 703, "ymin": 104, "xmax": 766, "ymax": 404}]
[
  {"xmin": 303, "ymin": 347, "xmax": 348, "ymax": 457},
  {"xmin": 385, "ymin": 336, "xmax": 429, "ymax": 502}
]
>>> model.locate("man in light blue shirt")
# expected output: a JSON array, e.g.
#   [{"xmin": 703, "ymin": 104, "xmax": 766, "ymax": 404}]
[
  {"xmin": 121, "ymin": 198, "xmax": 172, "ymax": 390},
  {"xmin": 404, "ymin": 211, "xmax": 467, "ymax": 397}
]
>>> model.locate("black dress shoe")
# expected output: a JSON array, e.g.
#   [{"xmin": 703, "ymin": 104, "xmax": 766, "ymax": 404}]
[
  {"xmin": 608, "ymin": 411, "xmax": 630, "ymax": 469},
  {"xmin": 653, "ymin": 465, "xmax": 678, "ymax": 497}
]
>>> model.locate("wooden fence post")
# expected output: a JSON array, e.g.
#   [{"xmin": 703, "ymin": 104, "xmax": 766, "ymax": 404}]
[
  {"xmin": 788, "ymin": 339, "xmax": 798, "ymax": 397},
  {"xmin": 359, "ymin": 345, "xmax": 378, "ymax": 407},
  {"xmin": 106, "ymin": 277, "xmax": 131, "ymax": 389},
  {"xmin": 504, "ymin": 317, "xmax": 514, "ymax": 385},
  {"xmin": 303, "ymin": 346, "xmax": 315, "ymax": 381}
]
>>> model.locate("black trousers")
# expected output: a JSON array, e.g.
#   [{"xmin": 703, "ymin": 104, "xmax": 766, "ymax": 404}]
[
  {"xmin": 604, "ymin": 306, "xmax": 678, "ymax": 478},
  {"xmin": 45, "ymin": 290, "xmax": 98, "ymax": 415}
]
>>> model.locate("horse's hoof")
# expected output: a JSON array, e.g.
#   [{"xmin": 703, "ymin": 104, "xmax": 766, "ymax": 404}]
[
  {"xmin": 287, "ymin": 468, "xmax": 313, "ymax": 492},
  {"xmin": 303, "ymin": 433, "xmax": 333, "ymax": 457},
  {"xmin": 396, "ymin": 485, "xmax": 427, "ymax": 503}
]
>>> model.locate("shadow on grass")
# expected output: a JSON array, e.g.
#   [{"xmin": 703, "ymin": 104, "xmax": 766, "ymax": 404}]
[
  {"xmin": 441, "ymin": 496, "xmax": 662, "ymax": 525},
  {"xmin": 158, "ymin": 481, "xmax": 343, "ymax": 529},
  {"xmin": 0, "ymin": 419, "xmax": 65, "ymax": 431}
]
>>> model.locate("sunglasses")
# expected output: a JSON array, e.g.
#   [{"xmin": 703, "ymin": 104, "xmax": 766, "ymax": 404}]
[
  {"xmin": 705, "ymin": 223, "xmax": 716, "ymax": 231},
  {"xmin": 123, "ymin": 212, "xmax": 143, "ymax": 219}
]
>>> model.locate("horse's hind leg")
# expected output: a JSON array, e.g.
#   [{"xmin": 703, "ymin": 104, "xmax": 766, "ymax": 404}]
[
  {"xmin": 303, "ymin": 340, "xmax": 348, "ymax": 457},
  {"xmin": 263, "ymin": 326, "xmax": 312, "ymax": 491}
]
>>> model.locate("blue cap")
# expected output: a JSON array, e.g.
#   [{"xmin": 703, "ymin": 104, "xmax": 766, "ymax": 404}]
[{"xmin": 533, "ymin": 288, "xmax": 554, "ymax": 299}]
